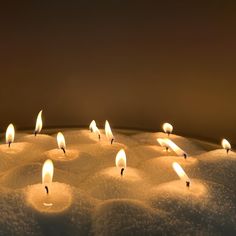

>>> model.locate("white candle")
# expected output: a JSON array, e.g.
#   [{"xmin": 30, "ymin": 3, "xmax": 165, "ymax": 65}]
[
  {"xmin": 26, "ymin": 159, "xmax": 72, "ymax": 213},
  {"xmin": 45, "ymin": 132, "xmax": 79, "ymax": 161}
]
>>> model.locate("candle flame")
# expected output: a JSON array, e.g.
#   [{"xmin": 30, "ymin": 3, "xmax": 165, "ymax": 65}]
[
  {"xmin": 6, "ymin": 124, "xmax": 15, "ymax": 145},
  {"xmin": 157, "ymin": 138, "xmax": 170, "ymax": 151},
  {"xmin": 89, "ymin": 120, "xmax": 96, "ymax": 131},
  {"xmin": 115, "ymin": 149, "xmax": 127, "ymax": 169},
  {"xmin": 165, "ymin": 139, "xmax": 187, "ymax": 157},
  {"xmin": 105, "ymin": 120, "xmax": 114, "ymax": 142},
  {"xmin": 172, "ymin": 162, "xmax": 190, "ymax": 183},
  {"xmin": 89, "ymin": 120, "xmax": 101, "ymax": 137},
  {"xmin": 163, "ymin": 123, "xmax": 173, "ymax": 135},
  {"xmin": 157, "ymin": 138, "xmax": 168, "ymax": 147},
  {"xmin": 35, "ymin": 110, "xmax": 43, "ymax": 134},
  {"xmin": 42, "ymin": 159, "xmax": 54, "ymax": 185},
  {"xmin": 221, "ymin": 138, "xmax": 231, "ymax": 151},
  {"xmin": 57, "ymin": 132, "xmax": 66, "ymax": 151}
]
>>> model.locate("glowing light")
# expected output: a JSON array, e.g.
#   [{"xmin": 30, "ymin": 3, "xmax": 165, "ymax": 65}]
[
  {"xmin": 89, "ymin": 120, "xmax": 96, "ymax": 131},
  {"xmin": 115, "ymin": 149, "xmax": 126, "ymax": 176},
  {"xmin": 163, "ymin": 123, "xmax": 173, "ymax": 135},
  {"xmin": 172, "ymin": 162, "xmax": 190, "ymax": 187},
  {"xmin": 221, "ymin": 139, "xmax": 231, "ymax": 153},
  {"xmin": 89, "ymin": 120, "xmax": 101, "ymax": 139},
  {"xmin": 165, "ymin": 139, "xmax": 187, "ymax": 158},
  {"xmin": 35, "ymin": 110, "xmax": 43, "ymax": 135},
  {"xmin": 157, "ymin": 138, "xmax": 170, "ymax": 151},
  {"xmin": 42, "ymin": 159, "xmax": 54, "ymax": 186},
  {"xmin": 6, "ymin": 124, "xmax": 15, "ymax": 147},
  {"xmin": 57, "ymin": 132, "xmax": 66, "ymax": 153},
  {"xmin": 105, "ymin": 120, "xmax": 114, "ymax": 144}
]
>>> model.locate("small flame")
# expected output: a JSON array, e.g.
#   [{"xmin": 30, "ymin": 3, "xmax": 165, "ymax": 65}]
[
  {"xmin": 89, "ymin": 120, "xmax": 101, "ymax": 137},
  {"xmin": 221, "ymin": 138, "xmax": 231, "ymax": 150},
  {"xmin": 163, "ymin": 123, "xmax": 173, "ymax": 135},
  {"xmin": 172, "ymin": 162, "xmax": 190, "ymax": 183},
  {"xmin": 157, "ymin": 138, "xmax": 168, "ymax": 147},
  {"xmin": 89, "ymin": 120, "xmax": 96, "ymax": 131},
  {"xmin": 42, "ymin": 159, "xmax": 54, "ymax": 185},
  {"xmin": 105, "ymin": 120, "xmax": 114, "ymax": 142},
  {"xmin": 57, "ymin": 132, "xmax": 66, "ymax": 151},
  {"xmin": 6, "ymin": 124, "xmax": 15, "ymax": 145},
  {"xmin": 165, "ymin": 139, "xmax": 187, "ymax": 157},
  {"xmin": 115, "ymin": 149, "xmax": 127, "ymax": 169},
  {"xmin": 157, "ymin": 138, "xmax": 170, "ymax": 151},
  {"xmin": 35, "ymin": 110, "xmax": 43, "ymax": 135}
]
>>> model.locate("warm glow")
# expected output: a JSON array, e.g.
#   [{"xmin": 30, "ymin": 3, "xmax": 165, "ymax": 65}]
[
  {"xmin": 115, "ymin": 149, "xmax": 127, "ymax": 169},
  {"xmin": 105, "ymin": 120, "xmax": 114, "ymax": 141},
  {"xmin": 157, "ymin": 138, "xmax": 169, "ymax": 147},
  {"xmin": 89, "ymin": 120, "xmax": 96, "ymax": 131},
  {"xmin": 35, "ymin": 110, "xmax": 43, "ymax": 134},
  {"xmin": 89, "ymin": 120, "xmax": 101, "ymax": 137},
  {"xmin": 163, "ymin": 122, "xmax": 173, "ymax": 134},
  {"xmin": 57, "ymin": 132, "xmax": 66, "ymax": 150},
  {"xmin": 172, "ymin": 162, "xmax": 190, "ymax": 182},
  {"xmin": 42, "ymin": 159, "xmax": 54, "ymax": 185},
  {"xmin": 165, "ymin": 139, "xmax": 187, "ymax": 157},
  {"xmin": 6, "ymin": 124, "xmax": 15, "ymax": 145},
  {"xmin": 221, "ymin": 138, "xmax": 231, "ymax": 150}
]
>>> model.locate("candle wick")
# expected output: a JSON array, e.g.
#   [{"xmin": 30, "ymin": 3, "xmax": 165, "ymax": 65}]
[
  {"xmin": 8, "ymin": 142, "xmax": 11, "ymax": 148},
  {"xmin": 61, "ymin": 147, "xmax": 66, "ymax": 154},
  {"xmin": 167, "ymin": 132, "xmax": 170, "ymax": 136},
  {"xmin": 45, "ymin": 186, "xmax": 49, "ymax": 195},
  {"xmin": 184, "ymin": 153, "xmax": 187, "ymax": 159},
  {"xmin": 111, "ymin": 138, "xmax": 114, "ymax": 145},
  {"xmin": 121, "ymin": 168, "xmax": 125, "ymax": 176},
  {"xmin": 98, "ymin": 134, "xmax": 101, "ymax": 140},
  {"xmin": 186, "ymin": 181, "xmax": 190, "ymax": 188},
  {"xmin": 165, "ymin": 146, "xmax": 169, "ymax": 152},
  {"xmin": 227, "ymin": 149, "xmax": 230, "ymax": 154},
  {"xmin": 34, "ymin": 131, "xmax": 37, "ymax": 136}
]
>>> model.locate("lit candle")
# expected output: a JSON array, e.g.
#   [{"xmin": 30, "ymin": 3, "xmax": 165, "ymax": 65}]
[
  {"xmin": 165, "ymin": 139, "xmax": 187, "ymax": 159},
  {"xmin": 42, "ymin": 159, "xmax": 54, "ymax": 205},
  {"xmin": 105, "ymin": 120, "xmax": 114, "ymax": 144},
  {"xmin": 116, "ymin": 149, "xmax": 127, "ymax": 176},
  {"xmin": 26, "ymin": 159, "xmax": 72, "ymax": 213},
  {"xmin": 162, "ymin": 122, "xmax": 173, "ymax": 136},
  {"xmin": 157, "ymin": 138, "xmax": 170, "ymax": 152},
  {"xmin": 172, "ymin": 162, "xmax": 190, "ymax": 187},
  {"xmin": 89, "ymin": 120, "xmax": 101, "ymax": 140},
  {"xmin": 221, "ymin": 138, "xmax": 231, "ymax": 154},
  {"xmin": 57, "ymin": 132, "xmax": 66, "ymax": 154},
  {"xmin": 6, "ymin": 123, "xmax": 15, "ymax": 148},
  {"xmin": 45, "ymin": 131, "xmax": 79, "ymax": 161},
  {"xmin": 34, "ymin": 110, "xmax": 43, "ymax": 136}
]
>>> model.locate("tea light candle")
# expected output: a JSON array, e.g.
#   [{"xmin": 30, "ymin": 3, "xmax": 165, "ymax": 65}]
[{"xmin": 26, "ymin": 159, "xmax": 72, "ymax": 213}]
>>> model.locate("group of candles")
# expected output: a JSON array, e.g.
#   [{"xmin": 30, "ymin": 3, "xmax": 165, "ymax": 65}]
[{"xmin": 3, "ymin": 110, "xmax": 233, "ymax": 202}]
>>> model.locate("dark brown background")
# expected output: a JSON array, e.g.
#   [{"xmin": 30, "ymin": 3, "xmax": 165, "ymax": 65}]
[{"xmin": 0, "ymin": 1, "xmax": 236, "ymax": 144}]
